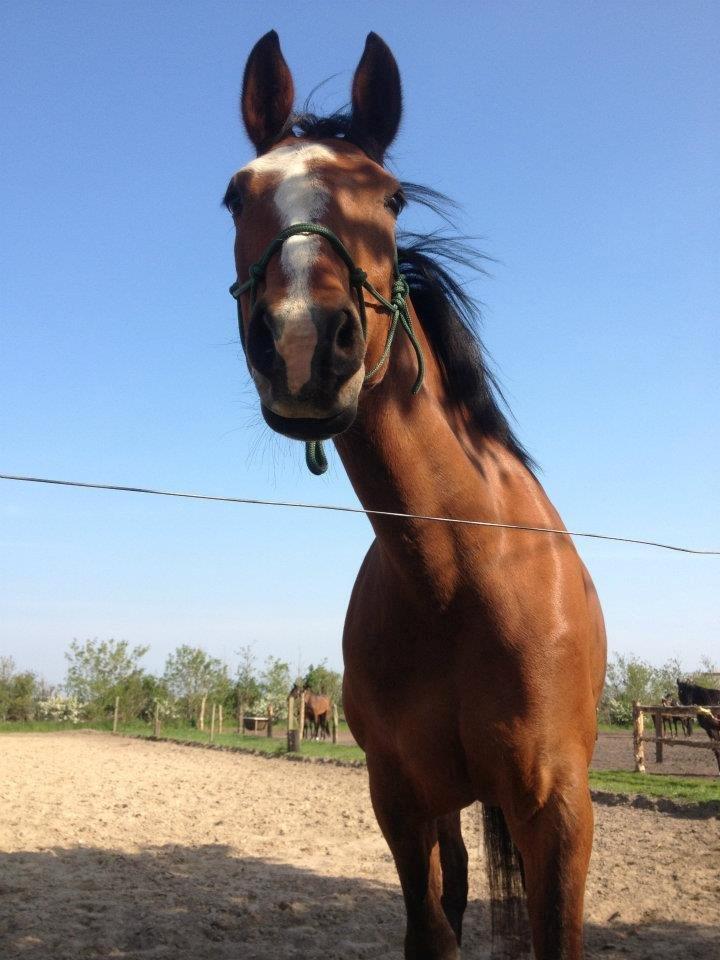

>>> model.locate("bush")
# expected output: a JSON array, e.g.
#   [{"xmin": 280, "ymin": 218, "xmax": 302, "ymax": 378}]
[
  {"xmin": 606, "ymin": 698, "xmax": 633, "ymax": 726},
  {"xmin": 36, "ymin": 695, "xmax": 85, "ymax": 723}
]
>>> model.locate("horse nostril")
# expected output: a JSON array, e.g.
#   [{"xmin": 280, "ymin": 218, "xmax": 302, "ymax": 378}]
[
  {"xmin": 247, "ymin": 310, "xmax": 276, "ymax": 377},
  {"xmin": 334, "ymin": 310, "xmax": 358, "ymax": 354}
]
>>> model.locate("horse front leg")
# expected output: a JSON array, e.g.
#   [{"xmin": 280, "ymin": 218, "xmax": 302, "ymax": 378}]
[
  {"xmin": 506, "ymin": 771, "xmax": 593, "ymax": 960},
  {"xmin": 368, "ymin": 761, "xmax": 460, "ymax": 960}
]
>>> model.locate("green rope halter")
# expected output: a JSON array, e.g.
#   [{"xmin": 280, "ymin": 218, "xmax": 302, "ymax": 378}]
[{"xmin": 229, "ymin": 222, "xmax": 424, "ymax": 475}]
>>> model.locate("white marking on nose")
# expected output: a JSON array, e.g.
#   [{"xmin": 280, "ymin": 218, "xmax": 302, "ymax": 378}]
[{"xmin": 244, "ymin": 144, "xmax": 337, "ymax": 395}]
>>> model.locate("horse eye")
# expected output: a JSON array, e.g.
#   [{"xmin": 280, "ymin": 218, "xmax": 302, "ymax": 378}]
[
  {"xmin": 223, "ymin": 183, "xmax": 243, "ymax": 218},
  {"xmin": 385, "ymin": 191, "xmax": 406, "ymax": 216}
]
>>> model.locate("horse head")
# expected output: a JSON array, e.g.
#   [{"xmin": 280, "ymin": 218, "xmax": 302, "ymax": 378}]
[{"xmin": 225, "ymin": 31, "xmax": 406, "ymax": 445}]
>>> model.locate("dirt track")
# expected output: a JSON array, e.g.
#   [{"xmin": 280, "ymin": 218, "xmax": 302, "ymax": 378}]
[
  {"xmin": 591, "ymin": 730, "xmax": 720, "ymax": 778},
  {"xmin": 257, "ymin": 727, "xmax": 720, "ymax": 779},
  {"xmin": 1, "ymin": 733, "xmax": 718, "ymax": 959}
]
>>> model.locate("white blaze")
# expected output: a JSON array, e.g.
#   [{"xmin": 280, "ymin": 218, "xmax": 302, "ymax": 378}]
[{"xmin": 243, "ymin": 144, "xmax": 336, "ymax": 395}]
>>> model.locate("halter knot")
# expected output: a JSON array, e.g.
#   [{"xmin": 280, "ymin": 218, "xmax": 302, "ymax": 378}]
[
  {"xmin": 392, "ymin": 276, "xmax": 410, "ymax": 300},
  {"xmin": 349, "ymin": 267, "xmax": 367, "ymax": 287},
  {"xmin": 248, "ymin": 263, "xmax": 265, "ymax": 283}
]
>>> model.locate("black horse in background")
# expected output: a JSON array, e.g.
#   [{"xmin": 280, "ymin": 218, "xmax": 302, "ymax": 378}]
[
  {"xmin": 676, "ymin": 679, "xmax": 720, "ymax": 740},
  {"xmin": 677, "ymin": 679, "xmax": 720, "ymax": 706}
]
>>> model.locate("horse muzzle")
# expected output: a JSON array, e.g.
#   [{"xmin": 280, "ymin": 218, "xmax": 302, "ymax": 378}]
[
  {"xmin": 247, "ymin": 300, "xmax": 365, "ymax": 440},
  {"xmin": 260, "ymin": 402, "xmax": 358, "ymax": 441}
]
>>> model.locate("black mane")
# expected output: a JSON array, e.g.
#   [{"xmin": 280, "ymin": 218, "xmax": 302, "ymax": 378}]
[
  {"xmin": 271, "ymin": 111, "xmax": 535, "ymax": 470},
  {"xmin": 396, "ymin": 227, "xmax": 535, "ymax": 471}
]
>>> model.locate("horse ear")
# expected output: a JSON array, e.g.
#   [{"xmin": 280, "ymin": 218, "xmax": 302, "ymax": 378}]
[
  {"xmin": 349, "ymin": 32, "xmax": 402, "ymax": 162},
  {"xmin": 241, "ymin": 31, "xmax": 295, "ymax": 153}
]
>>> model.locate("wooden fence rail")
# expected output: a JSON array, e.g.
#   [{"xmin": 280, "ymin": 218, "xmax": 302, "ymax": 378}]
[{"xmin": 632, "ymin": 701, "xmax": 720, "ymax": 772}]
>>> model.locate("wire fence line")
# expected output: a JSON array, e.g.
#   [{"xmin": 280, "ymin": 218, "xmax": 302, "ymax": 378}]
[{"xmin": 1, "ymin": 471, "xmax": 718, "ymax": 556}]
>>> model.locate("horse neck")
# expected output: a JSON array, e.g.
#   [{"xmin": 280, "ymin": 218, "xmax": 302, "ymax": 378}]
[{"xmin": 334, "ymin": 302, "xmax": 556, "ymax": 598}]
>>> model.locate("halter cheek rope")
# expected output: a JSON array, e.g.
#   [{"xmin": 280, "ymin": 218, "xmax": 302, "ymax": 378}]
[{"xmin": 229, "ymin": 222, "xmax": 425, "ymax": 475}]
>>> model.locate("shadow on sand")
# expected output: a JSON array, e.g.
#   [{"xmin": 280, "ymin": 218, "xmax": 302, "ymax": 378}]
[{"xmin": 0, "ymin": 844, "xmax": 716, "ymax": 959}]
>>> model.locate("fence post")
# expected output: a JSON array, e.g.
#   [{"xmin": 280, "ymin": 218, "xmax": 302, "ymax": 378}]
[
  {"xmin": 218, "ymin": 704, "xmax": 223, "ymax": 736},
  {"xmin": 112, "ymin": 696, "xmax": 120, "ymax": 734},
  {"xmin": 298, "ymin": 692, "xmax": 305, "ymax": 743},
  {"xmin": 199, "ymin": 694, "xmax": 207, "ymax": 731},
  {"xmin": 287, "ymin": 695, "xmax": 299, "ymax": 752},
  {"xmin": 237, "ymin": 699, "xmax": 245, "ymax": 736},
  {"xmin": 210, "ymin": 702, "xmax": 216, "ymax": 742},
  {"xmin": 267, "ymin": 704, "xmax": 273, "ymax": 738},
  {"xmin": 632, "ymin": 701, "xmax": 645, "ymax": 772},
  {"xmin": 654, "ymin": 709, "xmax": 663, "ymax": 763},
  {"xmin": 332, "ymin": 703, "xmax": 339, "ymax": 744},
  {"xmin": 153, "ymin": 701, "xmax": 161, "ymax": 738}
]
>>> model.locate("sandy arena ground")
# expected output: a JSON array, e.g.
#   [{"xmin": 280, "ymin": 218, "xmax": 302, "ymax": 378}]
[{"xmin": 1, "ymin": 733, "xmax": 718, "ymax": 959}]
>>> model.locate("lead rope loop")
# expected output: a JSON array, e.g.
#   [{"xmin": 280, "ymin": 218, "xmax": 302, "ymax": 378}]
[{"xmin": 230, "ymin": 223, "xmax": 425, "ymax": 475}]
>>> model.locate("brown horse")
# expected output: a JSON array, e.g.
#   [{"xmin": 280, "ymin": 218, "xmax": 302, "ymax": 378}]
[
  {"xmin": 227, "ymin": 32, "xmax": 607, "ymax": 959},
  {"xmin": 290, "ymin": 683, "xmax": 332, "ymax": 740}
]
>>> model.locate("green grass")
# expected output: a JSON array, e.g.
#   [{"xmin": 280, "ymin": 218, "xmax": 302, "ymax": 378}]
[
  {"xmin": 127, "ymin": 723, "xmax": 367, "ymax": 764},
  {"xmin": 590, "ymin": 769, "xmax": 720, "ymax": 804},
  {"xmin": 0, "ymin": 719, "xmax": 113, "ymax": 733}
]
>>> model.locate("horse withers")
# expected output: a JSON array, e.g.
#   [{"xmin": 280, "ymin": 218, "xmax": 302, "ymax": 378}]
[{"xmin": 227, "ymin": 32, "xmax": 607, "ymax": 959}]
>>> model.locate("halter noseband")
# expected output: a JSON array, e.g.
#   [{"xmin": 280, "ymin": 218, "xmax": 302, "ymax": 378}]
[{"xmin": 229, "ymin": 221, "xmax": 424, "ymax": 475}]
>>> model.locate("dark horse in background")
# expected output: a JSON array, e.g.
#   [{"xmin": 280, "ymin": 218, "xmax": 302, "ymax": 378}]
[
  {"xmin": 290, "ymin": 683, "xmax": 331, "ymax": 740},
  {"xmin": 227, "ymin": 32, "xmax": 606, "ymax": 958},
  {"xmin": 677, "ymin": 678, "xmax": 720, "ymax": 706},
  {"xmin": 677, "ymin": 679, "xmax": 720, "ymax": 740}
]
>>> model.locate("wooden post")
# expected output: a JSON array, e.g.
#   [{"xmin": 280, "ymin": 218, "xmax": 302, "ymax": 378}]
[
  {"xmin": 237, "ymin": 699, "xmax": 245, "ymax": 736},
  {"xmin": 654, "ymin": 709, "xmax": 663, "ymax": 763},
  {"xmin": 210, "ymin": 702, "xmax": 216, "ymax": 742},
  {"xmin": 332, "ymin": 703, "xmax": 339, "ymax": 744},
  {"xmin": 633, "ymin": 701, "xmax": 645, "ymax": 772},
  {"xmin": 267, "ymin": 704, "xmax": 273, "ymax": 738},
  {"xmin": 287, "ymin": 695, "xmax": 299, "ymax": 752},
  {"xmin": 199, "ymin": 694, "xmax": 207, "ymax": 731},
  {"xmin": 112, "ymin": 696, "xmax": 120, "ymax": 734},
  {"xmin": 298, "ymin": 692, "xmax": 306, "ymax": 743},
  {"xmin": 153, "ymin": 701, "xmax": 161, "ymax": 738},
  {"xmin": 218, "ymin": 704, "xmax": 223, "ymax": 735}
]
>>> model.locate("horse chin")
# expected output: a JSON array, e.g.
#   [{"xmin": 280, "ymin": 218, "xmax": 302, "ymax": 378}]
[{"xmin": 261, "ymin": 403, "xmax": 358, "ymax": 441}]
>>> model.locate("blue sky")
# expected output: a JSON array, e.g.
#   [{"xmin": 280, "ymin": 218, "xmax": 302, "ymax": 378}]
[{"xmin": 1, "ymin": 1, "xmax": 718, "ymax": 685}]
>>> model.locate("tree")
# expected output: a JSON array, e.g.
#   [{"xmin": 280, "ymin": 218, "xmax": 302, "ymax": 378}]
[
  {"xmin": 163, "ymin": 645, "xmax": 228, "ymax": 728},
  {"xmin": 235, "ymin": 645, "xmax": 262, "ymax": 715},
  {"xmin": 5, "ymin": 672, "xmax": 37, "ymax": 721},
  {"xmin": 115, "ymin": 672, "xmax": 170, "ymax": 723},
  {"xmin": 304, "ymin": 660, "xmax": 343, "ymax": 709},
  {"xmin": 0, "ymin": 656, "xmax": 15, "ymax": 682},
  {"xmin": 0, "ymin": 660, "xmax": 40, "ymax": 722},
  {"xmin": 64, "ymin": 638, "xmax": 149, "ymax": 718},
  {"xmin": 0, "ymin": 656, "xmax": 16, "ymax": 720},
  {"xmin": 600, "ymin": 653, "xmax": 702, "ymax": 724},
  {"xmin": 691, "ymin": 655, "xmax": 720, "ymax": 688},
  {"xmin": 260, "ymin": 656, "xmax": 292, "ymax": 720}
]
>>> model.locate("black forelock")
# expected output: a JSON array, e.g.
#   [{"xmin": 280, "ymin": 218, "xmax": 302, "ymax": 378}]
[{"xmin": 269, "ymin": 110, "xmax": 385, "ymax": 165}]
